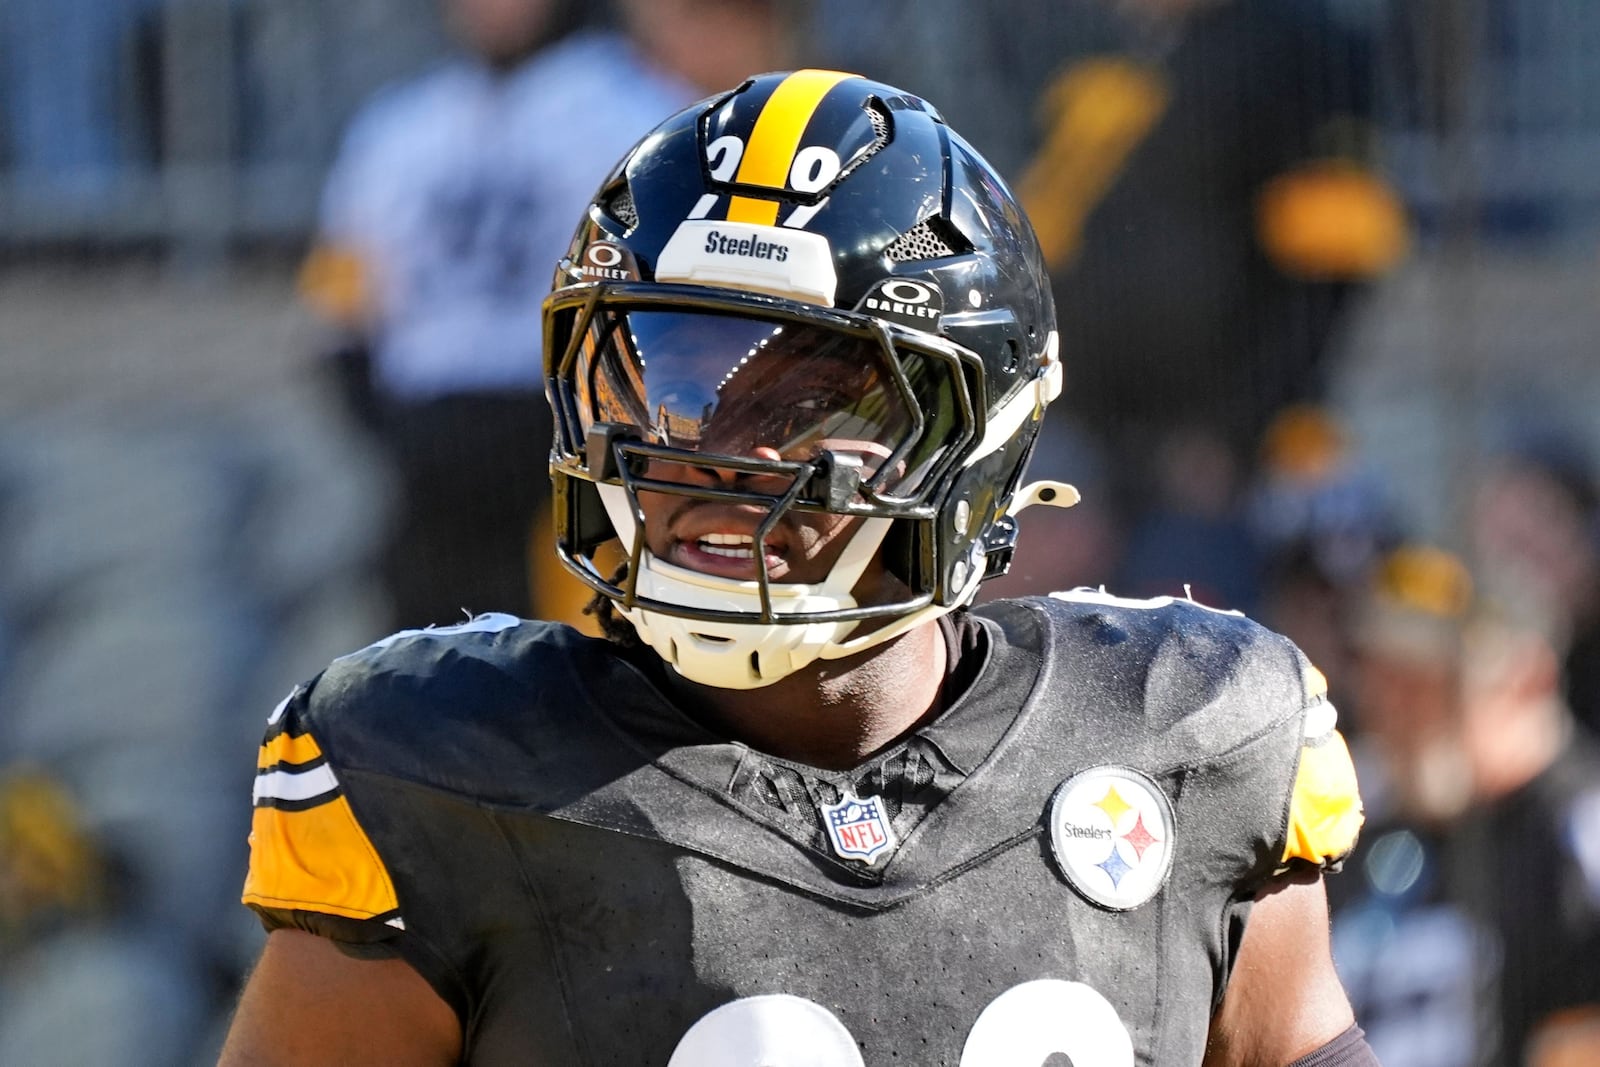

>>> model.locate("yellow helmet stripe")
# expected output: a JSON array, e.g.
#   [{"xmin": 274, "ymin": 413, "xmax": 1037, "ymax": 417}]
[{"xmin": 727, "ymin": 69, "xmax": 857, "ymax": 225}]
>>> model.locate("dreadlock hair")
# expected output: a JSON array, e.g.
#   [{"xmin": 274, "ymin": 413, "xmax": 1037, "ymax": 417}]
[{"xmin": 585, "ymin": 563, "xmax": 643, "ymax": 648}]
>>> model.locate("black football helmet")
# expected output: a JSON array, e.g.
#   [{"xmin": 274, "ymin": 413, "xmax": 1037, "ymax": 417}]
[{"xmin": 543, "ymin": 70, "xmax": 1072, "ymax": 689}]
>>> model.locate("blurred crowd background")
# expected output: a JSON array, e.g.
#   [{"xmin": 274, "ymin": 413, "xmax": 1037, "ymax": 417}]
[{"xmin": 3, "ymin": 0, "xmax": 1600, "ymax": 1063}]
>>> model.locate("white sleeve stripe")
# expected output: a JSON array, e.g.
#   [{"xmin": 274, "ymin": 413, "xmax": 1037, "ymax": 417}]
[
  {"xmin": 253, "ymin": 763, "xmax": 340, "ymax": 804},
  {"xmin": 1303, "ymin": 700, "xmax": 1339, "ymax": 741},
  {"xmin": 267, "ymin": 691, "xmax": 293, "ymax": 726}
]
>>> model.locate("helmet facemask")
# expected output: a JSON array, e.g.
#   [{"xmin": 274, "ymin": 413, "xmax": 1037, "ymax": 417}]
[{"xmin": 546, "ymin": 284, "xmax": 995, "ymax": 688}]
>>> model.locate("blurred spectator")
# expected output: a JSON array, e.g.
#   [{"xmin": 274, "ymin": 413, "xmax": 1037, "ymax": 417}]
[
  {"xmin": 819, "ymin": 0, "xmax": 1408, "ymax": 601},
  {"xmin": 1017, "ymin": 0, "xmax": 1407, "ymax": 506},
  {"xmin": 1469, "ymin": 429, "xmax": 1600, "ymax": 735},
  {"xmin": 1110, "ymin": 422, "xmax": 1265, "ymax": 611},
  {"xmin": 299, "ymin": 0, "xmax": 793, "ymax": 633},
  {"xmin": 0, "ymin": 0, "xmax": 162, "ymax": 198},
  {"xmin": 0, "ymin": 768, "xmax": 104, "ymax": 948},
  {"xmin": 0, "ymin": 418, "xmax": 388, "ymax": 1065},
  {"xmin": 1330, "ymin": 544, "xmax": 1600, "ymax": 1067},
  {"xmin": 1248, "ymin": 405, "xmax": 1400, "ymax": 716}
]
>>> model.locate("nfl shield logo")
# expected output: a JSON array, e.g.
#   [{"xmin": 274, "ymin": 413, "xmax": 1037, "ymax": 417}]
[{"xmin": 820, "ymin": 793, "xmax": 896, "ymax": 866}]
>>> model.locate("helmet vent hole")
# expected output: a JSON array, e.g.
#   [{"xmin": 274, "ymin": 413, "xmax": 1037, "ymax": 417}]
[
  {"xmin": 884, "ymin": 216, "xmax": 970, "ymax": 263},
  {"xmin": 605, "ymin": 187, "xmax": 639, "ymax": 231},
  {"xmin": 867, "ymin": 102, "xmax": 891, "ymax": 141},
  {"xmin": 1003, "ymin": 338, "xmax": 1020, "ymax": 372},
  {"xmin": 823, "ymin": 99, "xmax": 892, "ymax": 192}
]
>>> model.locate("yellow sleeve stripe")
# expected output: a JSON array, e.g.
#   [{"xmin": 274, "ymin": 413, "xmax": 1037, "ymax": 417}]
[
  {"xmin": 297, "ymin": 243, "xmax": 371, "ymax": 325},
  {"xmin": 258, "ymin": 729, "xmax": 324, "ymax": 771},
  {"xmin": 727, "ymin": 69, "xmax": 857, "ymax": 226},
  {"xmin": 1281, "ymin": 726, "xmax": 1365, "ymax": 867},
  {"xmin": 242, "ymin": 794, "xmax": 400, "ymax": 921}
]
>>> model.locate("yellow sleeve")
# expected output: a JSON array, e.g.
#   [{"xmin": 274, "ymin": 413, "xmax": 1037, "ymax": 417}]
[
  {"xmin": 297, "ymin": 243, "xmax": 373, "ymax": 327},
  {"xmin": 1280, "ymin": 665, "xmax": 1365, "ymax": 869},
  {"xmin": 242, "ymin": 693, "xmax": 400, "ymax": 924}
]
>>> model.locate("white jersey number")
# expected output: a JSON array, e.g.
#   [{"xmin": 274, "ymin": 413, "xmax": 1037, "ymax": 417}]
[{"xmin": 667, "ymin": 980, "xmax": 1133, "ymax": 1067}]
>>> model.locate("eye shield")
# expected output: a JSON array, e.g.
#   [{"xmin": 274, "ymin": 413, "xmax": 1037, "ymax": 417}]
[{"xmin": 545, "ymin": 286, "xmax": 978, "ymax": 509}]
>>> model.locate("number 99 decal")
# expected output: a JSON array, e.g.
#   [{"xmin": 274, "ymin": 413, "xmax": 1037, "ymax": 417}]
[
  {"xmin": 961, "ymin": 981, "xmax": 1133, "ymax": 1066},
  {"xmin": 690, "ymin": 135, "xmax": 843, "ymax": 229},
  {"xmin": 667, "ymin": 995, "xmax": 863, "ymax": 1067},
  {"xmin": 666, "ymin": 981, "xmax": 1133, "ymax": 1066}
]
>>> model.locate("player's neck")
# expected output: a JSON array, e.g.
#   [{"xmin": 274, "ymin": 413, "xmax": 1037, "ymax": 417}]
[{"xmin": 668, "ymin": 620, "xmax": 949, "ymax": 772}]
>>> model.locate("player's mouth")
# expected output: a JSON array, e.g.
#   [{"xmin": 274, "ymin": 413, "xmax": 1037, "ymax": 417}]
[{"xmin": 674, "ymin": 530, "xmax": 787, "ymax": 579}]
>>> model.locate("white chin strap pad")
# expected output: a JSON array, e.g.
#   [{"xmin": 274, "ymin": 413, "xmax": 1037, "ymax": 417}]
[
  {"xmin": 597, "ymin": 478, "xmax": 893, "ymax": 688},
  {"xmin": 623, "ymin": 556, "xmax": 865, "ymax": 690}
]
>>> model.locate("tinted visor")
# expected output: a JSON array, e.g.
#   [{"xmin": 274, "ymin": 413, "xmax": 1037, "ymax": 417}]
[{"xmin": 564, "ymin": 309, "xmax": 961, "ymax": 498}]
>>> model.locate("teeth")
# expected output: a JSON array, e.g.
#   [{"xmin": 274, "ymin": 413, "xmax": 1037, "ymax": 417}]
[
  {"xmin": 696, "ymin": 532, "xmax": 769, "ymax": 560},
  {"xmin": 700, "ymin": 544, "xmax": 755, "ymax": 559},
  {"xmin": 701, "ymin": 533, "xmax": 755, "ymax": 546}
]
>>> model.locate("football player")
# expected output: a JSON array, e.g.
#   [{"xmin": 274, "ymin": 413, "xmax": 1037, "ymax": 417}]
[{"xmin": 220, "ymin": 71, "xmax": 1373, "ymax": 1066}]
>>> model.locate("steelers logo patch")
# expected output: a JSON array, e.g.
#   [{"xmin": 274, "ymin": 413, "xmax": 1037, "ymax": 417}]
[{"xmin": 1048, "ymin": 766, "xmax": 1175, "ymax": 911}]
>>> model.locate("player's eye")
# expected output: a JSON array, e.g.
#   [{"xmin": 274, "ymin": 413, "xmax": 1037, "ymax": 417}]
[{"xmin": 793, "ymin": 394, "xmax": 844, "ymax": 413}]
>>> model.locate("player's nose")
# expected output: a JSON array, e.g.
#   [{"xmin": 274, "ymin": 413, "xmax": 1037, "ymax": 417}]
[{"xmin": 703, "ymin": 446, "xmax": 790, "ymax": 491}]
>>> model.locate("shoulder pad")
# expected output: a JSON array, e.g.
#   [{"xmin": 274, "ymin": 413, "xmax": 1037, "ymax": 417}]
[
  {"xmin": 297, "ymin": 615, "xmax": 641, "ymax": 803},
  {"xmin": 243, "ymin": 615, "xmax": 587, "ymax": 929},
  {"xmin": 1033, "ymin": 589, "xmax": 1306, "ymax": 756},
  {"xmin": 1014, "ymin": 591, "xmax": 1365, "ymax": 871},
  {"xmin": 243, "ymin": 682, "xmax": 401, "ymax": 926}
]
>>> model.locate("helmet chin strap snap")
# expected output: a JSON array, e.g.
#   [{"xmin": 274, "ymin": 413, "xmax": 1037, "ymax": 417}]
[{"xmin": 1008, "ymin": 480, "xmax": 1081, "ymax": 515}]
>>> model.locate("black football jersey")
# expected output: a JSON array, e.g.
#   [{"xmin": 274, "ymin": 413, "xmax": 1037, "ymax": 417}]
[{"xmin": 244, "ymin": 591, "xmax": 1362, "ymax": 1065}]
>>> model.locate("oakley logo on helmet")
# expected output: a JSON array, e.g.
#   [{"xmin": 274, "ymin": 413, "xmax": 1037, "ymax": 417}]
[
  {"xmin": 580, "ymin": 242, "xmax": 640, "ymax": 282},
  {"xmin": 856, "ymin": 277, "xmax": 943, "ymax": 330}
]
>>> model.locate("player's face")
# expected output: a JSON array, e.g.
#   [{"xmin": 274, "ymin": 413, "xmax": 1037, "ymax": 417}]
[
  {"xmin": 560, "ymin": 306, "xmax": 963, "ymax": 591},
  {"xmin": 633, "ymin": 331, "xmax": 897, "ymax": 585},
  {"xmin": 638, "ymin": 465, "xmax": 867, "ymax": 584},
  {"xmin": 445, "ymin": 0, "xmax": 554, "ymax": 64}
]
